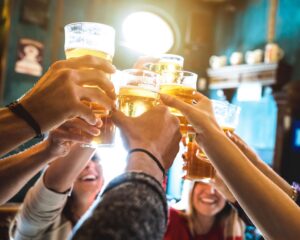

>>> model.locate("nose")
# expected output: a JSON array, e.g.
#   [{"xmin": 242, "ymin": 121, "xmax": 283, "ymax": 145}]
[
  {"xmin": 85, "ymin": 161, "xmax": 94, "ymax": 170},
  {"xmin": 206, "ymin": 185, "xmax": 216, "ymax": 194}
]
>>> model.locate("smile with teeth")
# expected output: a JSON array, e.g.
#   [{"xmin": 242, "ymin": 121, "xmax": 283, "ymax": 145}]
[
  {"xmin": 199, "ymin": 197, "xmax": 217, "ymax": 204},
  {"xmin": 81, "ymin": 174, "xmax": 98, "ymax": 181}
]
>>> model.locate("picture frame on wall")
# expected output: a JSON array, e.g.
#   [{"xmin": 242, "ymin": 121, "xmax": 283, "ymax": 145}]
[
  {"xmin": 20, "ymin": 0, "xmax": 50, "ymax": 29},
  {"xmin": 15, "ymin": 38, "xmax": 44, "ymax": 77}
]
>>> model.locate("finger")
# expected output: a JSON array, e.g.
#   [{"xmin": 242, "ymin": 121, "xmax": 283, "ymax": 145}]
[
  {"xmin": 160, "ymin": 94, "xmax": 196, "ymax": 119},
  {"xmin": 62, "ymin": 118, "xmax": 101, "ymax": 136},
  {"xmin": 193, "ymin": 91, "xmax": 206, "ymax": 102},
  {"xmin": 111, "ymin": 110, "xmax": 130, "ymax": 128},
  {"xmin": 76, "ymin": 86, "xmax": 116, "ymax": 110},
  {"xmin": 51, "ymin": 55, "xmax": 116, "ymax": 73},
  {"xmin": 51, "ymin": 128, "xmax": 94, "ymax": 144},
  {"xmin": 74, "ymin": 69, "xmax": 116, "ymax": 100},
  {"xmin": 75, "ymin": 104, "xmax": 97, "ymax": 125},
  {"xmin": 133, "ymin": 56, "xmax": 159, "ymax": 69}
]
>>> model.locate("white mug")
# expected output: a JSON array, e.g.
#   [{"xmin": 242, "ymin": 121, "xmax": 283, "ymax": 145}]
[
  {"xmin": 230, "ymin": 52, "xmax": 243, "ymax": 65},
  {"xmin": 209, "ymin": 55, "xmax": 227, "ymax": 69},
  {"xmin": 245, "ymin": 49, "xmax": 263, "ymax": 64},
  {"xmin": 264, "ymin": 43, "xmax": 284, "ymax": 63}
]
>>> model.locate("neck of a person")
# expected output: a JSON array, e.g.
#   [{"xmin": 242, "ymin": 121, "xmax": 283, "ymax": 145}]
[
  {"xmin": 70, "ymin": 193, "xmax": 95, "ymax": 223},
  {"xmin": 193, "ymin": 213, "xmax": 216, "ymax": 235}
]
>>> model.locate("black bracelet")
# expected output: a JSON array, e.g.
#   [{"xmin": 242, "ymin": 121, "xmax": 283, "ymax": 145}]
[
  {"xmin": 128, "ymin": 148, "xmax": 166, "ymax": 178},
  {"xmin": 6, "ymin": 101, "xmax": 43, "ymax": 138}
]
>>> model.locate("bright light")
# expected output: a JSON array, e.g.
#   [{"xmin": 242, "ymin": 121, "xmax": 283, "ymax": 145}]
[
  {"xmin": 96, "ymin": 130, "xmax": 127, "ymax": 186},
  {"xmin": 122, "ymin": 11, "xmax": 175, "ymax": 55}
]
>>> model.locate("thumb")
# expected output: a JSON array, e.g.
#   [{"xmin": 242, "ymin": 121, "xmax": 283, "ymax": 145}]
[
  {"xmin": 160, "ymin": 94, "xmax": 195, "ymax": 119},
  {"xmin": 111, "ymin": 110, "xmax": 129, "ymax": 128},
  {"xmin": 77, "ymin": 105, "xmax": 97, "ymax": 125}
]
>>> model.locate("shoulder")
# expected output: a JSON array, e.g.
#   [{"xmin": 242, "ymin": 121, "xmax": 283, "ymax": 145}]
[{"xmin": 167, "ymin": 207, "xmax": 188, "ymax": 229}]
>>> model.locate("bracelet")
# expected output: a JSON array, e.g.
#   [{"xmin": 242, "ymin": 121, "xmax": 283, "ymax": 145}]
[
  {"xmin": 128, "ymin": 148, "xmax": 166, "ymax": 178},
  {"xmin": 6, "ymin": 101, "xmax": 43, "ymax": 138},
  {"xmin": 291, "ymin": 182, "xmax": 300, "ymax": 202}
]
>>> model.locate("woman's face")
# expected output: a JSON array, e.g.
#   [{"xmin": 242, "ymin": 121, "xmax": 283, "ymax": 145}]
[
  {"xmin": 192, "ymin": 182, "xmax": 226, "ymax": 217},
  {"xmin": 73, "ymin": 160, "xmax": 104, "ymax": 200}
]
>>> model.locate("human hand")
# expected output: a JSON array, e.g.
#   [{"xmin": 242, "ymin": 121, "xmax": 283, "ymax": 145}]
[
  {"xmin": 44, "ymin": 117, "xmax": 101, "ymax": 159},
  {"xmin": 112, "ymin": 106, "xmax": 181, "ymax": 170},
  {"xmin": 160, "ymin": 93, "xmax": 223, "ymax": 147},
  {"xmin": 133, "ymin": 56, "xmax": 159, "ymax": 69},
  {"xmin": 225, "ymin": 131, "xmax": 261, "ymax": 165},
  {"xmin": 19, "ymin": 55, "xmax": 116, "ymax": 133}
]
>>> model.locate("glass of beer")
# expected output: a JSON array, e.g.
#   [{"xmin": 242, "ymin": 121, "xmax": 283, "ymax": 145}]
[
  {"xmin": 118, "ymin": 69, "xmax": 160, "ymax": 117},
  {"xmin": 159, "ymin": 70, "xmax": 198, "ymax": 135},
  {"xmin": 183, "ymin": 101, "xmax": 240, "ymax": 182},
  {"xmin": 64, "ymin": 22, "xmax": 116, "ymax": 147},
  {"xmin": 147, "ymin": 54, "xmax": 184, "ymax": 73}
]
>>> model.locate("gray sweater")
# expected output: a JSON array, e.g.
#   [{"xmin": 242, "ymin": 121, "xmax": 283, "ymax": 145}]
[{"xmin": 70, "ymin": 172, "xmax": 168, "ymax": 240}]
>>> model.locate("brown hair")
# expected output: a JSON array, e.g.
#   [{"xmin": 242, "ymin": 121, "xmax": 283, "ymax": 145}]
[{"xmin": 181, "ymin": 181, "xmax": 232, "ymax": 237}]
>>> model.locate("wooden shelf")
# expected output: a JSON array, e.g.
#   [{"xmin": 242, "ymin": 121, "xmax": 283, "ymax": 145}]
[{"xmin": 207, "ymin": 63, "xmax": 278, "ymax": 89}]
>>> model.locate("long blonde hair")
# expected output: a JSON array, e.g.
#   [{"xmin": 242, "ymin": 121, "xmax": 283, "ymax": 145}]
[{"xmin": 181, "ymin": 181, "xmax": 244, "ymax": 238}]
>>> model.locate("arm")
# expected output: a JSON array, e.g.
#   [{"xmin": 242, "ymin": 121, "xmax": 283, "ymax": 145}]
[
  {"xmin": 0, "ymin": 55, "xmax": 115, "ymax": 157},
  {"xmin": 161, "ymin": 93, "xmax": 300, "ymax": 240},
  {"xmin": 13, "ymin": 145, "xmax": 96, "ymax": 239},
  {"xmin": 227, "ymin": 132, "xmax": 294, "ymax": 198},
  {"xmin": 0, "ymin": 117, "xmax": 100, "ymax": 205},
  {"xmin": 44, "ymin": 145, "xmax": 96, "ymax": 193},
  {"xmin": 0, "ymin": 140, "xmax": 56, "ymax": 204},
  {"xmin": 71, "ymin": 172, "xmax": 167, "ymax": 240},
  {"xmin": 70, "ymin": 106, "xmax": 181, "ymax": 239}
]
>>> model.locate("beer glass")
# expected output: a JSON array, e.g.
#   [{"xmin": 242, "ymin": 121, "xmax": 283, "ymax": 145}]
[
  {"xmin": 159, "ymin": 70, "xmax": 198, "ymax": 135},
  {"xmin": 64, "ymin": 22, "xmax": 116, "ymax": 147},
  {"xmin": 144, "ymin": 54, "xmax": 184, "ymax": 85},
  {"xmin": 183, "ymin": 101, "xmax": 240, "ymax": 182},
  {"xmin": 149, "ymin": 54, "xmax": 184, "ymax": 73},
  {"xmin": 118, "ymin": 69, "xmax": 160, "ymax": 117}
]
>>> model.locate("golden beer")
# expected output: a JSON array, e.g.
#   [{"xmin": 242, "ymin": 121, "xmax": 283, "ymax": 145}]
[
  {"xmin": 184, "ymin": 127, "xmax": 236, "ymax": 181},
  {"xmin": 160, "ymin": 83, "xmax": 196, "ymax": 135},
  {"xmin": 118, "ymin": 86, "xmax": 159, "ymax": 117},
  {"xmin": 64, "ymin": 22, "xmax": 116, "ymax": 147},
  {"xmin": 65, "ymin": 48, "xmax": 113, "ymax": 62},
  {"xmin": 184, "ymin": 140, "xmax": 216, "ymax": 181}
]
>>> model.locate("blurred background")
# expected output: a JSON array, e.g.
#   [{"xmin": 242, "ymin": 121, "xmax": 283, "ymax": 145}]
[{"xmin": 1, "ymin": 0, "xmax": 300, "ymax": 206}]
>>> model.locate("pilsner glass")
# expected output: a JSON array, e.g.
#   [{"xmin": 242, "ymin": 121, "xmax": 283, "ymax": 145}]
[
  {"xmin": 64, "ymin": 22, "xmax": 116, "ymax": 147},
  {"xmin": 183, "ymin": 101, "xmax": 240, "ymax": 182},
  {"xmin": 118, "ymin": 69, "xmax": 160, "ymax": 117},
  {"xmin": 159, "ymin": 70, "xmax": 198, "ymax": 135}
]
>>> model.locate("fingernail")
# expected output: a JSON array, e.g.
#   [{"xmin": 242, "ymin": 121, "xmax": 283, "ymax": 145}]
[{"xmin": 226, "ymin": 130, "xmax": 232, "ymax": 138}]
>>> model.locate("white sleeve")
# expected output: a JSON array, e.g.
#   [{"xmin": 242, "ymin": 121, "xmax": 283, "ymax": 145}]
[{"xmin": 13, "ymin": 175, "xmax": 70, "ymax": 240}]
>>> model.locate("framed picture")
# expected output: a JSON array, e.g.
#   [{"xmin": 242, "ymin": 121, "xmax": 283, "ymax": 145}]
[
  {"xmin": 15, "ymin": 38, "xmax": 44, "ymax": 77},
  {"xmin": 20, "ymin": 0, "xmax": 50, "ymax": 29}
]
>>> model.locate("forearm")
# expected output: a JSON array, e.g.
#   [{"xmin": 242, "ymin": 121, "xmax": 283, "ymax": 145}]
[
  {"xmin": 125, "ymin": 151, "xmax": 164, "ymax": 183},
  {"xmin": 200, "ymin": 128, "xmax": 300, "ymax": 240},
  {"xmin": 0, "ymin": 108, "xmax": 36, "ymax": 156},
  {"xmin": 71, "ymin": 172, "xmax": 168, "ymax": 240},
  {"xmin": 253, "ymin": 159, "xmax": 293, "ymax": 197},
  {"xmin": 0, "ymin": 140, "xmax": 55, "ymax": 204},
  {"xmin": 14, "ymin": 176, "xmax": 68, "ymax": 239},
  {"xmin": 44, "ymin": 145, "xmax": 96, "ymax": 193}
]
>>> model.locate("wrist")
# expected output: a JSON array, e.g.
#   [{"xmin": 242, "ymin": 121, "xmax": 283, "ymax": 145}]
[
  {"xmin": 126, "ymin": 151, "xmax": 164, "ymax": 183},
  {"xmin": 128, "ymin": 142, "xmax": 162, "ymax": 164},
  {"xmin": 20, "ymin": 95, "xmax": 55, "ymax": 133},
  {"xmin": 196, "ymin": 123, "xmax": 224, "ymax": 147}
]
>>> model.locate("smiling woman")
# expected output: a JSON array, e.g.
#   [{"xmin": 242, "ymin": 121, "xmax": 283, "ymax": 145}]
[{"xmin": 164, "ymin": 181, "xmax": 245, "ymax": 240}]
